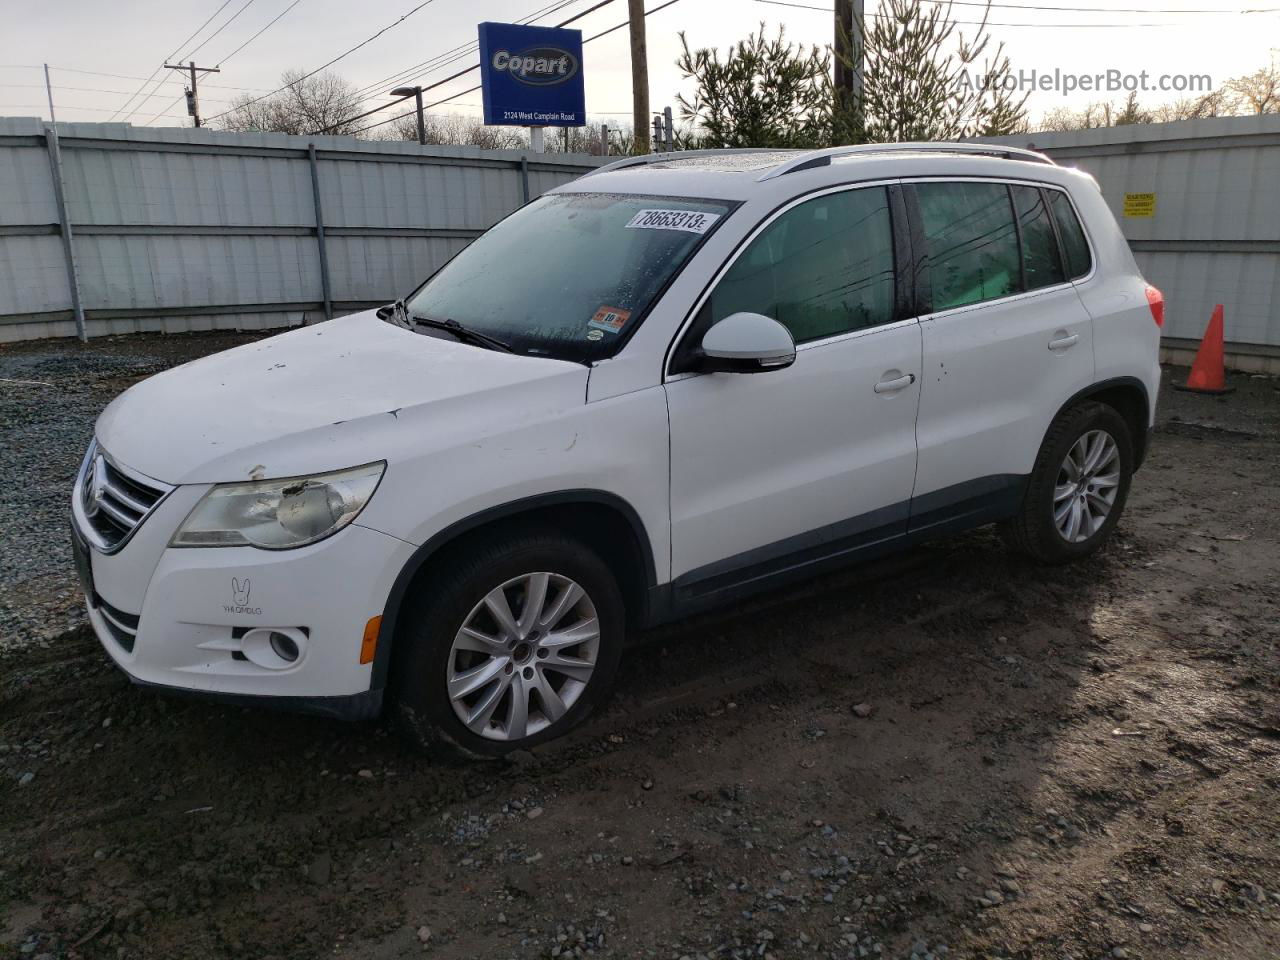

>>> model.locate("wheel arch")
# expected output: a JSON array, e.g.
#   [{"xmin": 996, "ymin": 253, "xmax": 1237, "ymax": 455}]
[
  {"xmin": 370, "ymin": 491, "xmax": 658, "ymax": 694},
  {"xmin": 1052, "ymin": 377, "xmax": 1151, "ymax": 469}
]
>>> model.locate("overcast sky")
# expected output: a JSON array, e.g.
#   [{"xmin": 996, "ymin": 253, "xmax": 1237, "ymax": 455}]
[{"xmin": 1, "ymin": 0, "xmax": 1276, "ymax": 131}]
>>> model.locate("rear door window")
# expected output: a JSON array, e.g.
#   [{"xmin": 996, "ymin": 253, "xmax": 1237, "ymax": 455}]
[{"xmin": 915, "ymin": 181, "xmax": 1021, "ymax": 311}]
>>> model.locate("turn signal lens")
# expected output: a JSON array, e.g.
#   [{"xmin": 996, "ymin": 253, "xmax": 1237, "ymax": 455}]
[
  {"xmin": 360, "ymin": 616, "xmax": 382, "ymax": 665},
  {"xmin": 1145, "ymin": 284, "xmax": 1165, "ymax": 328}
]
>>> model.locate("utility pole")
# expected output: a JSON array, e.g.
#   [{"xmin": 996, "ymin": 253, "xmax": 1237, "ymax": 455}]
[
  {"xmin": 391, "ymin": 85, "xmax": 426, "ymax": 144},
  {"xmin": 834, "ymin": 0, "xmax": 864, "ymax": 103},
  {"xmin": 165, "ymin": 60, "xmax": 220, "ymax": 127},
  {"xmin": 627, "ymin": 0, "xmax": 650, "ymax": 154}
]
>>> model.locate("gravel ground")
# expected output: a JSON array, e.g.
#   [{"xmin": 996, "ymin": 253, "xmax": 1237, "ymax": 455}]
[
  {"xmin": 0, "ymin": 332, "xmax": 270, "ymax": 649},
  {"xmin": 1, "ymin": 331, "xmax": 1278, "ymax": 960}
]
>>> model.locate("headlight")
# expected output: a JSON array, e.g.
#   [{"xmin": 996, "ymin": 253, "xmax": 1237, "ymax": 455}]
[{"xmin": 171, "ymin": 462, "xmax": 385, "ymax": 550}]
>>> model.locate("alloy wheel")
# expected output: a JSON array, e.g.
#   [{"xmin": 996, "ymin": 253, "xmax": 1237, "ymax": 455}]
[
  {"xmin": 446, "ymin": 572, "xmax": 600, "ymax": 741},
  {"xmin": 1054, "ymin": 429, "xmax": 1120, "ymax": 544}
]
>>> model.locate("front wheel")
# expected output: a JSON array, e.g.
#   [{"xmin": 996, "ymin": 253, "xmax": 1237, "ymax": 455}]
[
  {"xmin": 392, "ymin": 531, "xmax": 625, "ymax": 759},
  {"xmin": 1000, "ymin": 401, "xmax": 1134, "ymax": 564}
]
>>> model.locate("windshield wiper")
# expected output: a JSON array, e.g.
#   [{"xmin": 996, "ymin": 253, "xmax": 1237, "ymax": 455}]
[{"xmin": 409, "ymin": 313, "xmax": 514, "ymax": 353}]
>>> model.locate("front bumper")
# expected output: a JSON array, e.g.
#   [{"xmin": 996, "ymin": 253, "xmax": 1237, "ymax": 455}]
[{"xmin": 72, "ymin": 501, "xmax": 416, "ymax": 716}]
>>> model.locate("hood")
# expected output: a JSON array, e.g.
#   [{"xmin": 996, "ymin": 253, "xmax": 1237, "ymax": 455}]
[{"xmin": 96, "ymin": 311, "xmax": 589, "ymax": 484}]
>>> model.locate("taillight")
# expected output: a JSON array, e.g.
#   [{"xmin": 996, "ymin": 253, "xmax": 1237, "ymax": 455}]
[{"xmin": 1145, "ymin": 284, "xmax": 1165, "ymax": 328}]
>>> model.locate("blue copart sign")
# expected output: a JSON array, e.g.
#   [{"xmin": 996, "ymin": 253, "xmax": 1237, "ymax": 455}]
[{"xmin": 478, "ymin": 22, "xmax": 587, "ymax": 128}]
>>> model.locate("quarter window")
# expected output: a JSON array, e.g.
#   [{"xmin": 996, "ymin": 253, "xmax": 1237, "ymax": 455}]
[
  {"xmin": 1048, "ymin": 190, "xmax": 1092, "ymax": 280},
  {"xmin": 1012, "ymin": 185, "xmax": 1066, "ymax": 291},
  {"xmin": 916, "ymin": 181, "xmax": 1021, "ymax": 311},
  {"xmin": 702, "ymin": 187, "xmax": 896, "ymax": 344}
]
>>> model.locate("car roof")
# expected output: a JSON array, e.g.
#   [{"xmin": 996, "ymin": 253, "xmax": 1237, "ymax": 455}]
[{"xmin": 554, "ymin": 143, "xmax": 1095, "ymax": 204}]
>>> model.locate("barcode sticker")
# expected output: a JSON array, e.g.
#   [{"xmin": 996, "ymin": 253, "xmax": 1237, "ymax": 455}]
[{"xmin": 625, "ymin": 209, "xmax": 721, "ymax": 234}]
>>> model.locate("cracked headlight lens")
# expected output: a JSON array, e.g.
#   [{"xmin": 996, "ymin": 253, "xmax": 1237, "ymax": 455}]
[{"xmin": 171, "ymin": 462, "xmax": 385, "ymax": 549}]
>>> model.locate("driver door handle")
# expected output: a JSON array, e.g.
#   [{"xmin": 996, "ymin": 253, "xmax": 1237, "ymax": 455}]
[
  {"xmin": 1048, "ymin": 333, "xmax": 1080, "ymax": 351},
  {"xmin": 874, "ymin": 373, "xmax": 916, "ymax": 394}
]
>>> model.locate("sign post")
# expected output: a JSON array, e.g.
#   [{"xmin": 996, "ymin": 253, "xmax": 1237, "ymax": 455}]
[{"xmin": 478, "ymin": 22, "xmax": 586, "ymax": 156}]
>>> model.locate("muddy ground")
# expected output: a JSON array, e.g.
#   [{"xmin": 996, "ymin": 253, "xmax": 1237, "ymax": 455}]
[{"xmin": 1, "ymin": 333, "xmax": 1277, "ymax": 960}]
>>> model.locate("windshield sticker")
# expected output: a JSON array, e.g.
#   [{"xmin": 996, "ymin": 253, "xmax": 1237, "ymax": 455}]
[
  {"xmin": 588, "ymin": 305, "xmax": 631, "ymax": 335},
  {"xmin": 586, "ymin": 329, "xmax": 604, "ymax": 341},
  {"xmin": 625, "ymin": 209, "xmax": 721, "ymax": 234}
]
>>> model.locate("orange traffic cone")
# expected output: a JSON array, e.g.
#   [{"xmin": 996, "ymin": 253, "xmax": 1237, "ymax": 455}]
[{"xmin": 1174, "ymin": 304, "xmax": 1235, "ymax": 395}]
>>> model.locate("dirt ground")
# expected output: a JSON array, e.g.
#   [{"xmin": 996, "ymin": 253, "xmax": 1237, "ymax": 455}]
[{"xmin": 1, "ymin": 333, "xmax": 1277, "ymax": 960}]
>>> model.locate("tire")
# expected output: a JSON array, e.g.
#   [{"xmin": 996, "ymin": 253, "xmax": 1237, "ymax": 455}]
[
  {"xmin": 999, "ymin": 400, "xmax": 1134, "ymax": 564},
  {"xmin": 391, "ymin": 530, "xmax": 625, "ymax": 759}
]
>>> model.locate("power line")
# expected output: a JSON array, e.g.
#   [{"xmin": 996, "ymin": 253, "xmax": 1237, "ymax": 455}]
[
  {"xmin": 216, "ymin": 0, "xmax": 307, "ymax": 66},
  {"xmin": 754, "ymin": 0, "xmax": 1279, "ymax": 21},
  {"xmin": 184, "ymin": 0, "xmax": 261, "ymax": 61},
  {"xmin": 204, "ymin": 0, "xmax": 442, "ymax": 123},
  {"xmin": 347, "ymin": 0, "xmax": 684, "ymax": 137},
  {"xmin": 122, "ymin": 0, "xmax": 262, "ymax": 122},
  {"xmin": 348, "ymin": 0, "xmax": 584, "ymax": 103},
  {"xmin": 0, "ymin": 102, "xmax": 192, "ymax": 120},
  {"xmin": 37, "ymin": 65, "xmax": 274, "ymax": 91},
  {"xmin": 923, "ymin": 0, "xmax": 1280, "ymax": 12},
  {"xmin": 333, "ymin": 0, "xmax": 607, "ymax": 131},
  {"xmin": 108, "ymin": 0, "xmax": 236, "ymax": 120},
  {"xmin": 5, "ymin": 82, "xmax": 238, "ymax": 104},
  {"xmin": 143, "ymin": 93, "xmax": 189, "ymax": 126},
  {"xmin": 320, "ymin": 0, "xmax": 621, "ymax": 135}
]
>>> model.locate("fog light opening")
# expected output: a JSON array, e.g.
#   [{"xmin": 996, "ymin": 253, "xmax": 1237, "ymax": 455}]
[
  {"xmin": 241, "ymin": 627, "xmax": 308, "ymax": 670},
  {"xmin": 269, "ymin": 630, "xmax": 300, "ymax": 663}
]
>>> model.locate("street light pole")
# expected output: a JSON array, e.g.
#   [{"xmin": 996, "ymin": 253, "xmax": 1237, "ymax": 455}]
[{"xmin": 391, "ymin": 85, "xmax": 426, "ymax": 145}]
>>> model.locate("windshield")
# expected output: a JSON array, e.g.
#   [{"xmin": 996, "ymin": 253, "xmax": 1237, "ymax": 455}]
[{"xmin": 402, "ymin": 192, "xmax": 733, "ymax": 363}]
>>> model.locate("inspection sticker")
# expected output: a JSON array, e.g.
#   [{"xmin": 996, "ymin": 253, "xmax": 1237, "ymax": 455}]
[
  {"xmin": 588, "ymin": 305, "xmax": 631, "ymax": 335},
  {"xmin": 625, "ymin": 209, "xmax": 721, "ymax": 234}
]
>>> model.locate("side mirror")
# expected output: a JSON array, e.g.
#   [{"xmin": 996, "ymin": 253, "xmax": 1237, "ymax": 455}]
[{"xmin": 698, "ymin": 312, "xmax": 796, "ymax": 374}]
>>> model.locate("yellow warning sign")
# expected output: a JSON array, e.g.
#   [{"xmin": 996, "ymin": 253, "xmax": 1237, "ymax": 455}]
[{"xmin": 1123, "ymin": 193, "xmax": 1157, "ymax": 218}]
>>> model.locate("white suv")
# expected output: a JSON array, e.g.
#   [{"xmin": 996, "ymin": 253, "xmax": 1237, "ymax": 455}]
[{"xmin": 71, "ymin": 144, "xmax": 1163, "ymax": 757}]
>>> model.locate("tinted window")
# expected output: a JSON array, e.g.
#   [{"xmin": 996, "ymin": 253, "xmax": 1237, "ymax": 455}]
[
  {"xmin": 1012, "ymin": 185, "xmax": 1066, "ymax": 291},
  {"xmin": 704, "ymin": 187, "xmax": 896, "ymax": 344},
  {"xmin": 917, "ymin": 181, "xmax": 1022, "ymax": 311},
  {"xmin": 1048, "ymin": 190, "xmax": 1092, "ymax": 279}
]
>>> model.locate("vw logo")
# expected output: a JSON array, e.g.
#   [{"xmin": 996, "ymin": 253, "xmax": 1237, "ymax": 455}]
[{"xmin": 84, "ymin": 455, "xmax": 108, "ymax": 518}]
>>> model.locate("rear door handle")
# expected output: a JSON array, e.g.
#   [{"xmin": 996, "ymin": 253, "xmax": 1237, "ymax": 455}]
[
  {"xmin": 1048, "ymin": 333, "xmax": 1080, "ymax": 351},
  {"xmin": 874, "ymin": 373, "xmax": 916, "ymax": 394}
]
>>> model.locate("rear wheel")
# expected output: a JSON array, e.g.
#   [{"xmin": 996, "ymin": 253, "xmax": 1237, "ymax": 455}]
[
  {"xmin": 1000, "ymin": 401, "xmax": 1134, "ymax": 564},
  {"xmin": 392, "ymin": 531, "xmax": 625, "ymax": 759}
]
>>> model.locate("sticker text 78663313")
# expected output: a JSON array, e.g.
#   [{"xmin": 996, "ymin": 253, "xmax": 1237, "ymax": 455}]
[{"xmin": 625, "ymin": 209, "xmax": 721, "ymax": 235}]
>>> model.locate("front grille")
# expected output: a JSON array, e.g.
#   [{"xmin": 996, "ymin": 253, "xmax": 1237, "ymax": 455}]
[
  {"xmin": 75, "ymin": 441, "xmax": 171, "ymax": 553},
  {"xmin": 94, "ymin": 594, "xmax": 140, "ymax": 653}
]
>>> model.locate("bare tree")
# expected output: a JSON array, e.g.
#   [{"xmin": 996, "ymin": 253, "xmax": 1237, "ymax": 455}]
[
  {"xmin": 1112, "ymin": 90, "xmax": 1153, "ymax": 127},
  {"xmin": 381, "ymin": 112, "xmax": 528, "ymax": 149},
  {"xmin": 1226, "ymin": 53, "xmax": 1280, "ymax": 114},
  {"xmin": 217, "ymin": 70, "xmax": 365, "ymax": 136},
  {"xmin": 1037, "ymin": 88, "xmax": 1233, "ymax": 132},
  {"xmin": 1149, "ymin": 90, "xmax": 1233, "ymax": 123}
]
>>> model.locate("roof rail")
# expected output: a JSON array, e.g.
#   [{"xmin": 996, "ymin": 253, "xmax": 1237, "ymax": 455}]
[
  {"xmin": 757, "ymin": 142, "xmax": 1055, "ymax": 180},
  {"xmin": 580, "ymin": 147, "xmax": 798, "ymax": 178}
]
